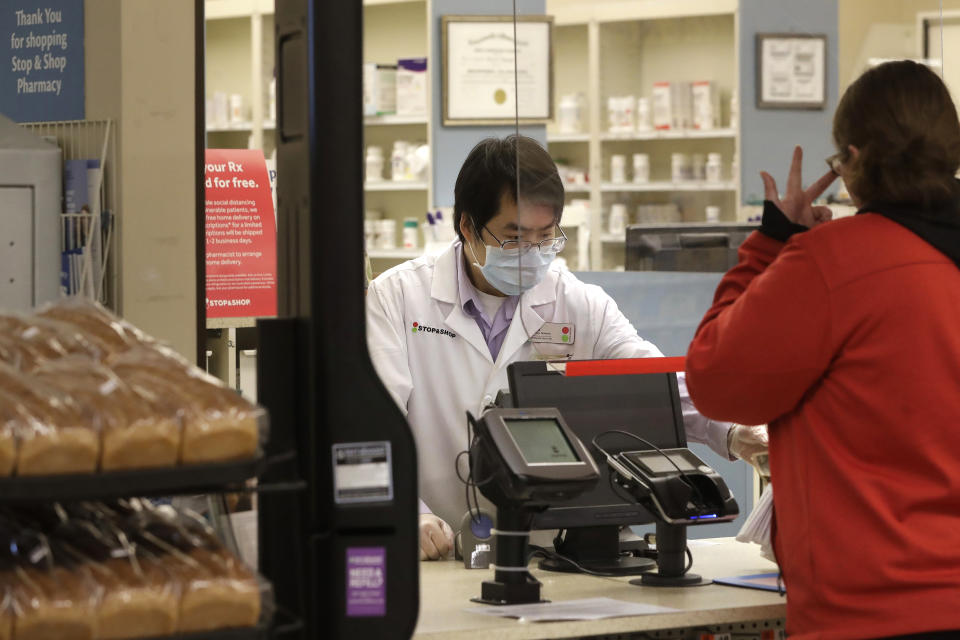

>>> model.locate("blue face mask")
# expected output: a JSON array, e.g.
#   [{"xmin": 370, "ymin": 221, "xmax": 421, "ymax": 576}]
[{"xmin": 468, "ymin": 241, "xmax": 557, "ymax": 296}]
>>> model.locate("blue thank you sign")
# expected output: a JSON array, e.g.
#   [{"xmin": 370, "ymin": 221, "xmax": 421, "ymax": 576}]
[{"xmin": 0, "ymin": 0, "xmax": 84, "ymax": 122}]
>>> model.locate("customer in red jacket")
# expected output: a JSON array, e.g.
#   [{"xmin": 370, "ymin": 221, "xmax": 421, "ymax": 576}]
[{"xmin": 686, "ymin": 60, "xmax": 960, "ymax": 639}]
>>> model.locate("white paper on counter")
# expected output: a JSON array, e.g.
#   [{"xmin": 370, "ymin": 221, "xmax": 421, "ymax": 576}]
[{"xmin": 465, "ymin": 597, "xmax": 678, "ymax": 622}]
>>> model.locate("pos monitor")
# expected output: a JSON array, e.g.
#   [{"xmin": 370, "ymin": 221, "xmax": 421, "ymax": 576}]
[{"xmin": 506, "ymin": 359, "xmax": 687, "ymax": 575}]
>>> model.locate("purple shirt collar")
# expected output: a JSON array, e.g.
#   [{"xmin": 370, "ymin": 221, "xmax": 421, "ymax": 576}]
[{"xmin": 455, "ymin": 242, "xmax": 519, "ymax": 361}]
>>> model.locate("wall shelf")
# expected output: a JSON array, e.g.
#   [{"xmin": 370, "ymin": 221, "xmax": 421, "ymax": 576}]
[
  {"xmin": 547, "ymin": 132, "xmax": 591, "ymax": 143},
  {"xmin": 600, "ymin": 128, "xmax": 737, "ymax": 142},
  {"xmin": 207, "ymin": 121, "xmax": 255, "ymax": 132},
  {"xmin": 368, "ymin": 248, "xmax": 422, "ymax": 259},
  {"xmin": 600, "ymin": 181, "xmax": 738, "ymax": 193},
  {"xmin": 365, "ymin": 181, "xmax": 429, "ymax": 192},
  {"xmin": 364, "ymin": 114, "xmax": 428, "ymax": 126}
]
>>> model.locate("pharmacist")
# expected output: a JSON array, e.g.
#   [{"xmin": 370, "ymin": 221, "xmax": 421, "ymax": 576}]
[{"xmin": 366, "ymin": 135, "xmax": 766, "ymax": 560}]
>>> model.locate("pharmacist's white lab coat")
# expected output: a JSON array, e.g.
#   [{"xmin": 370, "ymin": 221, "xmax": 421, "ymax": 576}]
[{"xmin": 366, "ymin": 242, "xmax": 732, "ymax": 529}]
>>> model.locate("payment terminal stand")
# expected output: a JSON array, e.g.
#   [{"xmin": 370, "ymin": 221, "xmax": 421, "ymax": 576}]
[
  {"xmin": 603, "ymin": 445, "xmax": 740, "ymax": 587},
  {"xmin": 468, "ymin": 408, "xmax": 599, "ymax": 605}
]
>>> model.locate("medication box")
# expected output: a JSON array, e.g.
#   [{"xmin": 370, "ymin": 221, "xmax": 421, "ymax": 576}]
[
  {"xmin": 396, "ymin": 58, "xmax": 428, "ymax": 117},
  {"xmin": 363, "ymin": 63, "xmax": 397, "ymax": 116},
  {"xmin": 692, "ymin": 81, "xmax": 718, "ymax": 130}
]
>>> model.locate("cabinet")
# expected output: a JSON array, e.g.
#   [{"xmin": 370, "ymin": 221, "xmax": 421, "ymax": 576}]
[
  {"xmin": 547, "ymin": 0, "xmax": 741, "ymax": 270},
  {"xmin": 204, "ymin": 0, "xmax": 432, "ymax": 278}
]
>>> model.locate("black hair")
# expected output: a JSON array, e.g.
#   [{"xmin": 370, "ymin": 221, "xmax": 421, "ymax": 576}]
[{"xmin": 453, "ymin": 135, "xmax": 565, "ymax": 242}]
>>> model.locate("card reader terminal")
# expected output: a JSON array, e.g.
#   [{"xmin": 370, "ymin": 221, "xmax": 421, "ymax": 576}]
[
  {"xmin": 472, "ymin": 408, "xmax": 600, "ymax": 507},
  {"xmin": 608, "ymin": 447, "xmax": 739, "ymax": 525}
]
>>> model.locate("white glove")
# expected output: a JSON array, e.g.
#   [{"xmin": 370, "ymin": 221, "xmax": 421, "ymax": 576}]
[
  {"xmin": 727, "ymin": 424, "xmax": 769, "ymax": 474},
  {"xmin": 419, "ymin": 514, "xmax": 454, "ymax": 561}
]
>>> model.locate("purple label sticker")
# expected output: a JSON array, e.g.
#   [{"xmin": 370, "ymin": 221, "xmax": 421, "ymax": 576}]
[{"xmin": 346, "ymin": 547, "xmax": 386, "ymax": 617}]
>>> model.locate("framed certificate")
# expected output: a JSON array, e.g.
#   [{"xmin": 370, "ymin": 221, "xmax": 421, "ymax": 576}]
[
  {"xmin": 442, "ymin": 15, "xmax": 554, "ymax": 126},
  {"xmin": 756, "ymin": 33, "xmax": 827, "ymax": 110}
]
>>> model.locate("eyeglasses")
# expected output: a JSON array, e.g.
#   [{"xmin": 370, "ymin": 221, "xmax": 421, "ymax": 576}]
[
  {"xmin": 483, "ymin": 224, "xmax": 567, "ymax": 255},
  {"xmin": 825, "ymin": 152, "xmax": 845, "ymax": 175}
]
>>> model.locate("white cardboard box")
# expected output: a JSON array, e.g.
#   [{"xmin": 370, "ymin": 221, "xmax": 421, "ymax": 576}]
[
  {"xmin": 363, "ymin": 63, "xmax": 397, "ymax": 116},
  {"xmin": 396, "ymin": 58, "xmax": 427, "ymax": 117}
]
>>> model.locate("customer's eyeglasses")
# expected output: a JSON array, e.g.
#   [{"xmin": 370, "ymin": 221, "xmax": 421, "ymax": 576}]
[
  {"xmin": 825, "ymin": 152, "xmax": 844, "ymax": 175},
  {"xmin": 483, "ymin": 224, "xmax": 567, "ymax": 255}
]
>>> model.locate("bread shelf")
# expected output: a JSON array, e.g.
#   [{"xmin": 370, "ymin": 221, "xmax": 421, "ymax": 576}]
[
  {"xmin": 0, "ymin": 455, "xmax": 266, "ymax": 502},
  {"xmin": 140, "ymin": 622, "xmax": 269, "ymax": 640}
]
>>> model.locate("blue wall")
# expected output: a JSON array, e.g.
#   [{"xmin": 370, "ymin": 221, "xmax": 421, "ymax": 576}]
[
  {"xmin": 738, "ymin": 0, "xmax": 839, "ymax": 204},
  {"xmin": 430, "ymin": 0, "xmax": 547, "ymax": 207}
]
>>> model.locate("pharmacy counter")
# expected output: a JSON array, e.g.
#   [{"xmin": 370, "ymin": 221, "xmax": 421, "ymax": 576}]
[{"xmin": 414, "ymin": 538, "xmax": 785, "ymax": 639}]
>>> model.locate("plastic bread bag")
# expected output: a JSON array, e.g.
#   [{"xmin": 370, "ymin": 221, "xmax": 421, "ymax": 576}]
[
  {"xmin": 0, "ymin": 314, "xmax": 104, "ymax": 371},
  {"xmin": 0, "ymin": 363, "xmax": 99, "ymax": 476},
  {"xmin": 0, "ymin": 554, "xmax": 12, "ymax": 640},
  {"xmin": 35, "ymin": 298, "xmax": 156, "ymax": 357},
  {"xmin": 32, "ymin": 357, "xmax": 182, "ymax": 471},
  {"xmin": 120, "ymin": 501, "xmax": 264, "ymax": 633},
  {"xmin": 108, "ymin": 346, "xmax": 267, "ymax": 465},
  {"xmin": 0, "ymin": 396, "xmax": 29, "ymax": 477},
  {"xmin": 30, "ymin": 503, "xmax": 181, "ymax": 640},
  {"xmin": 1, "ymin": 521, "xmax": 101, "ymax": 640}
]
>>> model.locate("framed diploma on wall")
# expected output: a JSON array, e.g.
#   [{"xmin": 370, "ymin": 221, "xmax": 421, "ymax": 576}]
[
  {"xmin": 442, "ymin": 15, "xmax": 554, "ymax": 126},
  {"xmin": 756, "ymin": 33, "xmax": 827, "ymax": 110}
]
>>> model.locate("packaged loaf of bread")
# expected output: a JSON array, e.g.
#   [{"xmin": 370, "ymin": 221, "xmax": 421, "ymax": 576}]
[
  {"xmin": 0, "ymin": 560, "xmax": 13, "ymax": 640},
  {"xmin": 4, "ymin": 528, "xmax": 100, "ymax": 640},
  {"xmin": 36, "ymin": 298, "xmax": 154, "ymax": 357},
  {"xmin": 0, "ymin": 400, "xmax": 23, "ymax": 477},
  {"xmin": 125, "ymin": 504, "xmax": 262, "ymax": 633},
  {"xmin": 0, "ymin": 363, "xmax": 99, "ymax": 476},
  {"xmin": 0, "ymin": 314, "xmax": 103, "ymax": 371},
  {"xmin": 109, "ymin": 347, "xmax": 265, "ymax": 465},
  {"xmin": 38, "ymin": 505, "xmax": 180, "ymax": 640},
  {"xmin": 32, "ymin": 357, "xmax": 181, "ymax": 471}
]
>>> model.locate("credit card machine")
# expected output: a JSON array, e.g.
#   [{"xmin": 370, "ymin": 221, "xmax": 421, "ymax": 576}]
[{"xmin": 606, "ymin": 447, "xmax": 739, "ymax": 525}]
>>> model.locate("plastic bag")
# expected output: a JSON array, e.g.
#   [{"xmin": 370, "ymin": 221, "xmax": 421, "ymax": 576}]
[
  {"xmin": 0, "ymin": 314, "xmax": 103, "ymax": 371},
  {"xmin": 109, "ymin": 347, "xmax": 266, "ymax": 465},
  {"xmin": 34, "ymin": 503, "xmax": 181, "ymax": 640},
  {"xmin": 1, "ymin": 522, "xmax": 101, "ymax": 640},
  {"xmin": 119, "ymin": 501, "xmax": 263, "ymax": 633},
  {"xmin": 0, "ymin": 363, "xmax": 99, "ymax": 476},
  {"xmin": 33, "ymin": 357, "xmax": 181, "ymax": 471},
  {"xmin": 36, "ymin": 298, "xmax": 154, "ymax": 357}
]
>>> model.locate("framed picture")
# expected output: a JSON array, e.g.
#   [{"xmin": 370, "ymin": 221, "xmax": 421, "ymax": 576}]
[
  {"xmin": 441, "ymin": 15, "xmax": 553, "ymax": 126},
  {"xmin": 755, "ymin": 33, "xmax": 827, "ymax": 110}
]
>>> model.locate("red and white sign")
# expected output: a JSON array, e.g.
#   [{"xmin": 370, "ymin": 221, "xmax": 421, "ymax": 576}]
[{"xmin": 204, "ymin": 149, "xmax": 277, "ymax": 318}]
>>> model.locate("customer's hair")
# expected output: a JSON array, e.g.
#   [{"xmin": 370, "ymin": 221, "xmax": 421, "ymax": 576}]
[
  {"xmin": 833, "ymin": 60, "xmax": 960, "ymax": 207},
  {"xmin": 453, "ymin": 135, "xmax": 565, "ymax": 242}
]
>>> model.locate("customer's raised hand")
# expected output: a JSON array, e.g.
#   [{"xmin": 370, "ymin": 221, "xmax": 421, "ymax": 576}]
[{"xmin": 760, "ymin": 146, "xmax": 837, "ymax": 228}]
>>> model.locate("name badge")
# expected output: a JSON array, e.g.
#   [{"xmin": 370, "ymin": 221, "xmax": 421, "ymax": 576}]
[{"xmin": 530, "ymin": 322, "xmax": 574, "ymax": 345}]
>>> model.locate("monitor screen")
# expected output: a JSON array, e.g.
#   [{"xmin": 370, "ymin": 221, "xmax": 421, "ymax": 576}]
[
  {"xmin": 507, "ymin": 361, "xmax": 685, "ymax": 529},
  {"xmin": 504, "ymin": 418, "xmax": 580, "ymax": 464}
]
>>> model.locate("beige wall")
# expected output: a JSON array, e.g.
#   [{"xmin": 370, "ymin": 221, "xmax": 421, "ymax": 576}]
[
  {"xmin": 838, "ymin": 0, "xmax": 960, "ymax": 89},
  {"xmin": 117, "ymin": 0, "xmax": 198, "ymax": 360},
  {"xmin": 84, "ymin": 0, "xmax": 198, "ymax": 359}
]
